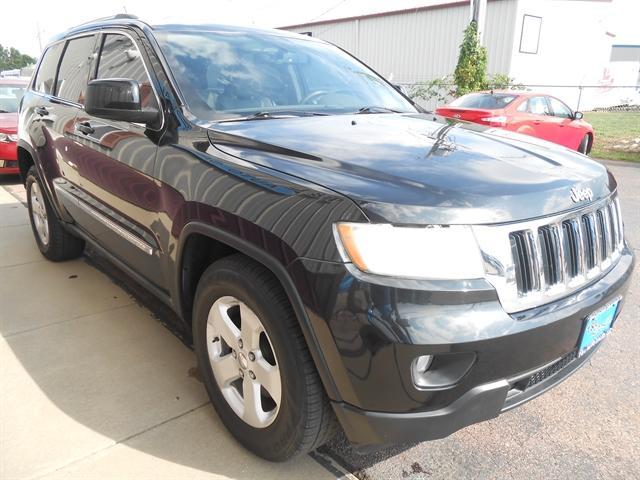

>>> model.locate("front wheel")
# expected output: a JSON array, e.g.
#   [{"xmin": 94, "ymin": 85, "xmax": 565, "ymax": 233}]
[
  {"xmin": 26, "ymin": 166, "xmax": 84, "ymax": 261},
  {"xmin": 192, "ymin": 255, "xmax": 337, "ymax": 461}
]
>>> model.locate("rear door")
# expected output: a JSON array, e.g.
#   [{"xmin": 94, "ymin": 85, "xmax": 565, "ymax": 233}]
[
  {"xmin": 68, "ymin": 30, "xmax": 167, "ymax": 289},
  {"xmin": 23, "ymin": 35, "xmax": 98, "ymax": 219}
]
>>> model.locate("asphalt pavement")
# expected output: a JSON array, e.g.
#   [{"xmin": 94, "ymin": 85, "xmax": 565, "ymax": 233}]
[{"xmin": 1, "ymin": 159, "xmax": 638, "ymax": 479}]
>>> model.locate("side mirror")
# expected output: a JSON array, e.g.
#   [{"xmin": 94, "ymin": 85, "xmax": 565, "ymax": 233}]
[
  {"xmin": 85, "ymin": 79, "xmax": 159, "ymax": 124},
  {"xmin": 573, "ymin": 111, "xmax": 584, "ymax": 120}
]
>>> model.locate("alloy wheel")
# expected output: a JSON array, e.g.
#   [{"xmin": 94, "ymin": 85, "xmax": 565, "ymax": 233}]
[
  {"xmin": 206, "ymin": 296, "xmax": 282, "ymax": 428},
  {"xmin": 30, "ymin": 181, "xmax": 50, "ymax": 246}
]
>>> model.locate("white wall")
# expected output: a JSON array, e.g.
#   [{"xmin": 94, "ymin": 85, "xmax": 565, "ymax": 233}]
[{"xmin": 507, "ymin": 0, "xmax": 619, "ymax": 109}]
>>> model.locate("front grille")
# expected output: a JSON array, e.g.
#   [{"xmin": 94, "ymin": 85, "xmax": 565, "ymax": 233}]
[
  {"xmin": 510, "ymin": 197, "xmax": 623, "ymax": 296},
  {"xmin": 522, "ymin": 350, "xmax": 578, "ymax": 389}
]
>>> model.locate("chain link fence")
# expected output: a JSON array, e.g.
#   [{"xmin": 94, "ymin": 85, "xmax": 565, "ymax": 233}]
[{"xmin": 399, "ymin": 83, "xmax": 640, "ymax": 113}]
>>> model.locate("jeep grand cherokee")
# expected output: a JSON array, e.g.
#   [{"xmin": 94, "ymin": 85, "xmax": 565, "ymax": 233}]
[{"xmin": 18, "ymin": 15, "xmax": 634, "ymax": 461}]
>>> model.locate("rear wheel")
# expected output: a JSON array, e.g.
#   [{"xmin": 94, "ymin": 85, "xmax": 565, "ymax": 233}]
[
  {"xmin": 192, "ymin": 254, "xmax": 337, "ymax": 461},
  {"xmin": 26, "ymin": 166, "xmax": 84, "ymax": 261},
  {"xmin": 578, "ymin": 134, "xmax": 590, "ymax": 154}
]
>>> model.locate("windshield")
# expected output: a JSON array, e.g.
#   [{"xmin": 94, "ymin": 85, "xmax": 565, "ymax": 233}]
[
  {"xmin": 154, "ymin": 29, "xmax": 417, "ymax": 121},
  {"xmin": 0, "ymin": 84, "xmax": 26, "ymax": 113},
  {"xmin": 450, "ymin": 93, "xmax": 518, "ymax": 109}
]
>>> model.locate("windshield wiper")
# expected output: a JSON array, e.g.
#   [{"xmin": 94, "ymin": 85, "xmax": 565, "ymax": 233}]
[
  {"xmin": 218, "ymin": 110, "xmax": 329, "ymax": 123},
  {"xmin": 355, "ymin": 106, "xmax": 402, "ymax": 114}
]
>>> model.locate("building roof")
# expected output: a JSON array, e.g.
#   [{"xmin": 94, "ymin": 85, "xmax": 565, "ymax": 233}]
[{"xmin": 280, "ymin": 0, "xmax": 470, "ymax": 29}]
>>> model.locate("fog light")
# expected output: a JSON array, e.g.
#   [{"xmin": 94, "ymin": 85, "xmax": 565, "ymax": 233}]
[
  {"xmin": 411, "ymin": 352, "xmax": 476, "ymax": 390},
  {"xmin": 411, "ymin": 355, "xmax": 433, "ymax": 380}
]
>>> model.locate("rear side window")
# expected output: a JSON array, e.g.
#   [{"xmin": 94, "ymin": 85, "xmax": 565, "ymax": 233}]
[
  {"xmin": 56, "ymin": 35, "xmax": 96, "ymax": 105},
  {"xmin": 450, "ymin": 93, "xmax": 518, "ymax": 109},
  {"xmin": 34, "ymin": 43, "xmax": 64, "ymax": 95},
  {"xmin": 96, "ymin": 34, "xmax": 157, "ymax": 109}
]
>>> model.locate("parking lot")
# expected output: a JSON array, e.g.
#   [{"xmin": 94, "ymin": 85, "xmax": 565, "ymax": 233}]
[{"xmin": 1, "ymin": 159, "xmax": 638, "ymax": 480}]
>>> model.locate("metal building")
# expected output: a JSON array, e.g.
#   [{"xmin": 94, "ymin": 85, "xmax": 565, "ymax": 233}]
[
  {"xmin": 282, "ymin": 0, "xmax": 632, "ymax": 110},
  {"xmin": 282, "ymin": 0, "xmax": 517, "ymax": 85}
]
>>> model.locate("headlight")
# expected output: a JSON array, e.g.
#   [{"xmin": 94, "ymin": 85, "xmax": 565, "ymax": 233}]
[
  {"xmin": 334, "ymin": 223, "xmax": 485, "ymax": 280},
  {"xmin": 0, "ymin": 133, "xmax": 18, "ymax": 143}
]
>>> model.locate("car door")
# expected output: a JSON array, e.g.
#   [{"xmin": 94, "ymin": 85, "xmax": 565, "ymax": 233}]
[
  {"xmin": 520, "ymin": 96, "xmax": 556, "ymax": 143},
  {"xmin": 546, "ymin": 96, "xmax": 582, "ymax": 149},
  {"xmin": 65, "ymin": 30, "xmax": 167, "ymax": 290}
]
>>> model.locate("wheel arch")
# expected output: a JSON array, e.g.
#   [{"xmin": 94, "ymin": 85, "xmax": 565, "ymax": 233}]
[
  {"xmin": 17, "ymin": 142, "xmax": 36, "ymax": 185},
  {"xmin": 174, "ymin": 221, "xmax": 341, "ymax": 401},
  {"xmin": 586, "ymin": 132, "xmax": 594, "ymax": 154}
]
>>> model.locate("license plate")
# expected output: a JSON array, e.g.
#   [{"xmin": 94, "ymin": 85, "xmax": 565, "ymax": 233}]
[{"xmin": 579, "ymin": 298, "xmax": 620, "ymax": 356}]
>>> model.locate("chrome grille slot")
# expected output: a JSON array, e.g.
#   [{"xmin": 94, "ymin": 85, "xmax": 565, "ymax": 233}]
[
  {"xmin": 561, "ymin": 220, "xmax": 581, "ymax": 278},
  {"xmin": 539, "ymin": 225, "xmax": 562, "ymax": 286},
  {"xmin": 582, "ymin": 214, "xmax": 597, "ymax": 270},
  {"xmin": 614, "ymin": 198, "xmax": 624, "ymax": 246},
  {"xmin": 596, "ymin": 209, "xmax": 608, "ymax": 261},
  {"xmin": 510, "ymin": 231, "xmax": 535, "ymax": 294}
]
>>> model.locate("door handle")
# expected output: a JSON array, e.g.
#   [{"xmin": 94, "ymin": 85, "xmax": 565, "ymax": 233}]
[
  {"xmin": 35, "ymin": 106, "xmax": 49, "ymax": 116},
  {"xmin": 533, "ymin": 120, "xmax": 541, "ymax": 124},
  {"xmin": 77, "ymin": 121, "xmax": 95, "ymax": 135}
]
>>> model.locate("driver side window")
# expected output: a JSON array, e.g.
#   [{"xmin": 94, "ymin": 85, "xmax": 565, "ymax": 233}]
[
  {"xmin": 547, "ymin": 97, "xmax": 572, "ymax": 118},
  {"xmin": 96, "ymin": 33, "xmax": 158, "ymax": 110}
]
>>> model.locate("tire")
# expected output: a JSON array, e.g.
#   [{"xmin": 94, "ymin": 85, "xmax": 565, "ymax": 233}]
[
  {"xmin": 26, "ymin": 166, "xmax": 85, "ymax": 261},
  {"xmin": 578, "ymin": 134, "xmax": 590, "ymax": 155},
  {"xmin": 193, "ymin": 254, "xmax": 337, "ymax": 461}
]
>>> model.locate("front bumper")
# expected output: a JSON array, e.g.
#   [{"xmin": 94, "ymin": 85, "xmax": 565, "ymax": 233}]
[
  {"xmin": 290, "ymin": 245, "xmax": 634, "ymax": 447},
  {"xmin": 332, "ymin": 341, "xmax": 598, "ymax": 446}
]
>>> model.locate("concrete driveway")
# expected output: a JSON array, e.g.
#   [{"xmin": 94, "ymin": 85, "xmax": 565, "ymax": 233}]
[
  {"xmin": 1, "ymin": 160, "xmax": 638, "ymax": 480},
  {"xmin": 0, "ymin": 181, "xmax": 335, "ymax": 479}
]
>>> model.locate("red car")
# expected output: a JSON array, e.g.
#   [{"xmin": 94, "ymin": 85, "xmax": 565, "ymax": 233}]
[
  {"xmin": 436, "ymin": 91, "xmax": 594, "ymax": 154},
  {"xmin": 0, "ymin": 78, "xmax": 29, "ymax": 175}
]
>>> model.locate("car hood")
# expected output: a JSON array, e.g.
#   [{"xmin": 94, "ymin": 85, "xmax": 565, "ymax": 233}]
[
  {"xmin": 207, "ymin": 113, "xmax": 613, "ymax": 224},
  {"xmin": 0, "ymin": 112, "xmax": 18, "ymax": 132}
]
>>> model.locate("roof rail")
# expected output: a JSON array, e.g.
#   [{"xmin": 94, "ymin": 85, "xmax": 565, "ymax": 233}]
[{"xmin": 76, "ymin": 13, "xmax": 139, "ymax": 27}]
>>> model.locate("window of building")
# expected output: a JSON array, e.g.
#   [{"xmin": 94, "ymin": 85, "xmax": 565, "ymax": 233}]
[{"xmin": 519, "ymin": 15, "xmax": 542, "ymax": 54}]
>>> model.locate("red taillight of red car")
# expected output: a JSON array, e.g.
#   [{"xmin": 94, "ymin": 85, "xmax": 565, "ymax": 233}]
[{"xmin": 479, "ymin": 115, "xmax": 507, "ymax": 127}]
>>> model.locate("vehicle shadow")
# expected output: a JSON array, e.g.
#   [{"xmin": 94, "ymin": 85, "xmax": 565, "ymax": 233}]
[
  {"xmin": 85, "ymin": 244, "xmax": 416, "ymax": 474},
  {"xmin": 0, "ymin": 189, "xmax": 342, "ymax": 478}
]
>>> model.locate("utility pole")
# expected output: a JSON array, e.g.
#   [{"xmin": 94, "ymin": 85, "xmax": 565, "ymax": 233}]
[
  {"xmin": 36, "ymin": 22, "xmax": 43, "ymax": 53},
  {"xmin": 470, "ymin": 0, "xmax": 487, "ymax": 44}
]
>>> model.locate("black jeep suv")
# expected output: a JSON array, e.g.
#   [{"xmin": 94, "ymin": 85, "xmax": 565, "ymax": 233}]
[{"xmin": 18, "ymin": 15, "xmax": 634, "ymax": 461}]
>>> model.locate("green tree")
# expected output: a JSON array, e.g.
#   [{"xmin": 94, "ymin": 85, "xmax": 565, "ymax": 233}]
[
  {"xmin": 0, "ymin": 45, "xmax": 36, "ymax": 71},
  {"xmin": 453, "ymin": 21, "xmax": 487, "ymax": 96}
]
